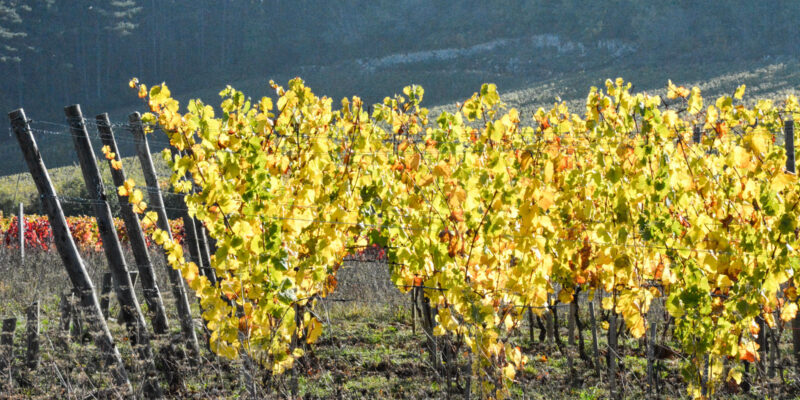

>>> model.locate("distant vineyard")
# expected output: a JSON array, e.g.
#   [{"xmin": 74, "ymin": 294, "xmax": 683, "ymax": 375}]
[{"xmin": 0, "ymin": 214, "xmax": 185, "ymax": 252}]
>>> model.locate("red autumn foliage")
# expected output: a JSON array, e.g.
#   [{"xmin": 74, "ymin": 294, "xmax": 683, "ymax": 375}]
[{"xmin": 0, "ymin": 213, "xmax": 184, "ymax": 252}]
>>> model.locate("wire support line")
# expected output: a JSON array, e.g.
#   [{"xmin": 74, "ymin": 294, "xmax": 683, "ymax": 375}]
[
  {"xmin": 512, "ymin": 303, "xmax": 572, "ymax": 310},
  {"xmin": 64, "ymin": 116, "xmax": 143, "ymax": 130},
  {"xmin": 5, "ymin": 135, "xmax": 794, "ymax": 259},
  {"xmin": 24, "ymin": 182, "xmax": 787, "ymax": 260},
  {"xmin": 16, "ymin": 119, "xmax": 789, "ymax": 167},
  {"xmin": 101, "ymin": 184, "xmax": 186, "ymax": 197},
  {"xmin": 45, "ymin": 197, "xmax": 106, "ymax": 206},
  {"xmin": 22, "ymin": 125, "xmax": 172, "ymax": 148},
  {"xmin": 146, "ymin": 124, "xmax": 783, "ymax": 147},
  {"xmin": 44, "ymin": 193, "xmax": 779, "ymax": 258},
  {"xmin": 19, "ymin": 115, "xmax": 791, "ymax": 141}
]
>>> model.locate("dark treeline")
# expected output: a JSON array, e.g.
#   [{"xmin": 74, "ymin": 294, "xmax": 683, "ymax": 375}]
[{"xmin": 0, "ymin": 0, "xmax": 799, "ymax": 134}]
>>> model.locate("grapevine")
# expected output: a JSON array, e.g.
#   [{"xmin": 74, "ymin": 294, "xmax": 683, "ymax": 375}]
[
  {"xmin": 133, "ymin": 78, "xmax": 379, "ymax": 374},
  {"xmin": 130, "ymin": 77, "xmax": 800, "ymax": 398}
]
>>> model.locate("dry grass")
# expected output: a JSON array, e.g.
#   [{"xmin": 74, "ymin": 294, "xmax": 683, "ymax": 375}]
[{"xmin": 0, "ymin": 243, "xmax": 799, "ymax": 398}]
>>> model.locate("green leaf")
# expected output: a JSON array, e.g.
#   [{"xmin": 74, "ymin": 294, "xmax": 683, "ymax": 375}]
[
  {"xmin": 666, "ymin": 293, "xmax": 685, "ymax": 318},
  {"xmin": 779, "ymin": 213, "xmax": 796, "ymax": 235}
]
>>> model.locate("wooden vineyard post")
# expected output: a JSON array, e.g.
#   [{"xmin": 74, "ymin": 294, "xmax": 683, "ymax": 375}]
[
  {"xmin": 58, "ymin": 292, "xmax": 71, "ymax": 333},
  {"xmin": 785, "ymin": 119, "xmax": 800, "ymax": 378},
  {"xmin": 588, "ymin": 299, "xmax": 601, "ymax": 379},
  {"xmin": 178, "ymin": 207, "xmax": 216, "ymax": 352},
  {"xmin": 99, "ymin": 273, "xmax": 112, "ymax": 319},
  {"xmin": 181, "ymin": 214, "xmax": 204, "ymax": 283},
  {"xmin": 646, "ymin": 314, "xmax": 656, "ymax": 395},
  {"xmin": 100, "ymin": 271, "xmax": 138, "ymax": 322},
  {"xmin": 177, "ymin": 148, "xmax": 218, "ymax": 284},
  {"xmin": 785, "ymin": 119, "xmax": 795, "ymax": 174},
  {"xmin": 67, "ymin": 106, "xmax": 149, "ymax": 333},
  {"xmin": 757, "ymin": 315, "xmax": 767, "ymax": 379},
  {"xmin": 8, "ymin": 109, "xmax": 132, "ymax": 393},
  {"xmin": 18, "ymin": 203, "xmax": 23, "ymax": 261},
  {"xmin": 700, "ymin": 354, "xmax": 708, "ymax": 398},
  {"xmin": 411, "ymin": 287, "xmax": 417, "ymax": 335},
  {"xmin": 608, "ymin": 307, "xmax": 619, "ymax": 399},
  {"xmin": 65, "ymin": 105, "xmax": 162, "ymax": 398},
  {"xmin": 96, "ymin": 113, "xmax": 170, "ymax": 335},
  {"xmin": 552, "ymin": 300, "xmax": 564, "ymax": 351},
  {"xmin": 546, "ymin": 295, "xmax": 555, "ymax": 344},
  {"xmin": 25, "ymin": 302, "xmax": 38, "ymax": 371},
  {"xmin": 567, "ymin": 296, "xmax": 576, "ymax": 382},
  {"xmin": 573, "ymin": 293, "xmax": 588, "ymax": 365},
  {"xmin": 195, "ymin": 224, "xmax": 217, "ymax": 284},
  {"xmin": 693, "ymin": 124, "xmax": 702, "ymax": 144},
  {"xmin": 527, "ymin": 307, "xmax": 535, "ymax": 343},
  {"xmin": 1, "ymin": 317, "xmax": 15, "ymax": 389},
  {"xmin": 69, "ymin": 292, "xmax": 83, "ymax": 342},
  {"xmin": 770, "ymin": 309, "xmax": 781, "ymax": 380},
  {"xmin": 174, "ymin": 172, "xmax": 218, "ymax": 351},
  {"xmin": 568, "ymin": 301, "xmax": 577, "ymax": 340},
  {"xmin": 414, "ymin": 286, "xmax": 441, "ymax": 370},
  {"xmin": 768, "ymin": 327, "xmax": 776, "ymax": 378},
  {"xmin": 118, "ymin": 272, "xmax": 139, "ymax": 322},
  {"xmin": 129, "ymin": 112, "xmax": 200, "ymax": 356}
]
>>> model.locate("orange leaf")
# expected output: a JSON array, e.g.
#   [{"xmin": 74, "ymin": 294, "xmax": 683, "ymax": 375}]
[
  {"xmin": 450, "ymin": 209, "xmax": 465, "ymax": 223},
  {"xmin": 739, "ymin": 341, "xmax": 759, "ymax": 362}
]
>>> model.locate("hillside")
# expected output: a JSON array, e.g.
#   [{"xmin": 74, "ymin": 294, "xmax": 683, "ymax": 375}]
[
  {"xmin": 1, "ymin": 1, "xmax": 799, "ymax": 141},
  {"xmin": 2, "ymin": 55, "xmax": 799, "ymax": 217},
  {"xmin": 2, "ymin": 1, "xmax": 800, "ymax": 182}
]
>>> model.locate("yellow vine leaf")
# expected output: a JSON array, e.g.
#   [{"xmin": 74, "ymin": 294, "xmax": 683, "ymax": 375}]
[
  {"xmin": 734, "ymin": 84, "xmax": 746, "ymax": 100},
  {"xmin": 306, "ymin": 317, "xmax": 323, "ymax": 344},
  {"xmin": 128, "ymin": 76, "xmax": 800, "ymax": 398},
  {"xmin": 688, "ymin": 87, "xmax": 703, "ymax": 115},
  {"xmin": 781, "ymin": 303, "xmax": 798, "ymax": 322}
]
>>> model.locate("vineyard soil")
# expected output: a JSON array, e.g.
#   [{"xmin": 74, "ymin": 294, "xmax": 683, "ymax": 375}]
[{"xmin": 0, "ymin": 246, "xmax": 793, "ymax": 399}]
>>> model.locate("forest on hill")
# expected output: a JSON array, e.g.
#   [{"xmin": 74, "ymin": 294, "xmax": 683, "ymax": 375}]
[
  {"xmin": 1, "ymin": 1, "xmax": 799, "ymax": 123},
  {"xmin": 0, "ymin": 0, "xmax": 798, "ymax": 180}
]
